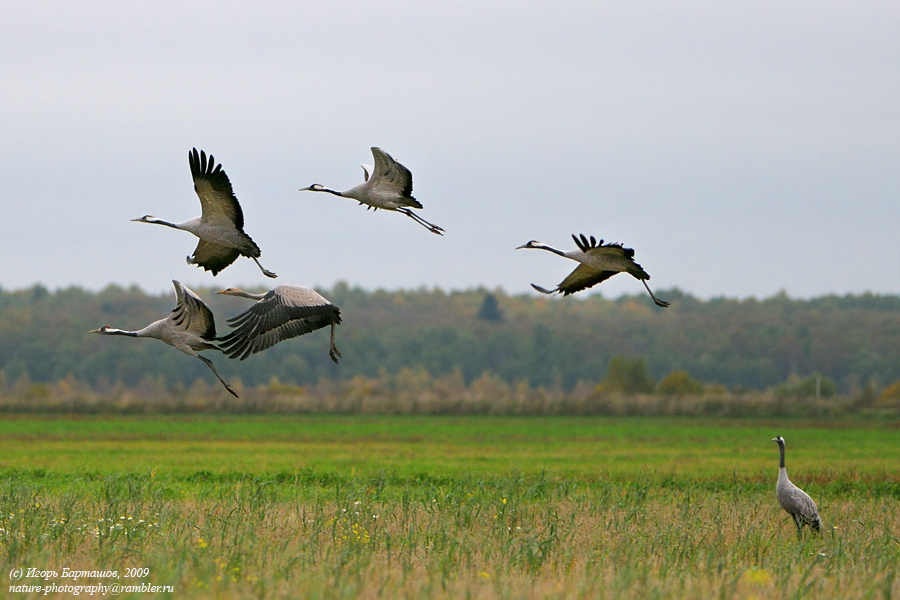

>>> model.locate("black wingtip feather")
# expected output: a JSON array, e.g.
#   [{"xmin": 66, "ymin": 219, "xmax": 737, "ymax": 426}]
[{"xmin": 574, "ymin": 233, "xmax": 604, "ymax": 252}]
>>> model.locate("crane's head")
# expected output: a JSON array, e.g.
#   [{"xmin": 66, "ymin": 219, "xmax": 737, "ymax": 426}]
[
  {"xmin": 215, "ymin": 288, "xmax": 245, "ymax": 296},
  {"xmin": 89, "ymin": 326, "xmax": 111, "ymax": 334},
  {"xmin": 516, "ymin": 240, "xmax": 544, "ymax": 250},
  {"xmin": 131, "ymin": 215, "xmax": 159, "ymax": 223},
  {"xmin": 772, "ymin": 436, "xmax": 785, "ymax": 446}
]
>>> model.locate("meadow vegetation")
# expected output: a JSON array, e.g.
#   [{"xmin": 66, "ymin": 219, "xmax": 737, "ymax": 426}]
[
  {"xmin": 0, "ymin": 415, "xmax": 898, "ymax": 599},
  {"xmin": 2, "ymin": 284, "xmax": 899, "ymax": 597}
]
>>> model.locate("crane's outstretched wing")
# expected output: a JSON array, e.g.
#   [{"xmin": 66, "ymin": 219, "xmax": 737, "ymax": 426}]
[
  {"xmin": 189, "ymin": 148, "xmax": 245, "ymax": 229},
  {"xmin": 555, "ymin": 265, "xmax": 620, "ymax": 295},
  {"xmin": 573, "ymin": 234, "xmax": 601, "ymax": 252},
  {"xmin": 170, "ymin": 280, "xmax": 217, "ymax": 341},
  {"xmin": 585, "ymin": 242, "xmax": 651, "ymax": 281},
  {"xmin": 219, "ymin": 287, "xmax": 341, "ymax": 360},
  {"xmin": 371, "ymin": 147, "xmax": 414, "ymax": 198}
]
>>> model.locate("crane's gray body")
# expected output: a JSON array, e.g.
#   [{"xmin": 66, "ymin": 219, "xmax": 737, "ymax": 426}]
[
  {"xmin": 517, "ymin": 234, "xmax": 669, "ymax": 306},
  {"xmin": 341, "ymin": 148, "xmax": 421, "ymax": 210},
  {"xmin": 89, "ymin": 280, "xmax": 238, "ymax": 397},
  {"xmin": 171, "ymin": 216, "xmax": 260, "ymax": 254},
  {"xmin": 773, "ymin": 436, "xmax": 821, "ymax": 533},
  {"xmin": 216, "ymin": 285, "xmax": 342, "ymax": 363},
  {"xmin": 301, "ymin": 147, "xmax": 444, "ymax": 235},
  {"xmin": 133, "ymin": 148, "xmax": 276, "ymax": 277}
]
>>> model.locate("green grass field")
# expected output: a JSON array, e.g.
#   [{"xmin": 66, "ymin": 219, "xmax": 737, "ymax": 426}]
[{"xmin": 1, "ymin": 415, "xmax": 898, "ymax": 599}]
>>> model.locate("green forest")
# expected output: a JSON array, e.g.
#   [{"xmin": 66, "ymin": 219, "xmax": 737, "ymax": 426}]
[{"xmin": 2, "ymin": 282, "xmax": 900, "ymax": 407}]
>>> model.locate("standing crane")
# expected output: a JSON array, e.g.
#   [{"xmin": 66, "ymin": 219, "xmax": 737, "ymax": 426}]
[
  {"xmin": 300, "ymin": 147, "xmax": 445, "ymax": 235},
  {"xmin": 772, "ymin": 436, "xmax": 822, "ymax": 534},
  {"xmin": 516, "ymin": 234, "xmax": 670, "ymax": 307},
  {"xmin": 132, "ymin": 148, "xmax": 277, "ymax": 278},
  {"xmin": 216, "ymin": 285, "xmax": 342, "ymax": 363},
  {"xmin": 89, "ymin": 280, "xmax": 238, "ymax": 397}
]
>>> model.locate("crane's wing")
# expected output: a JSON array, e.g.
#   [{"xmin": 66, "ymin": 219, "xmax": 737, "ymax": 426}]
[
  {"xmin": 784, "ymin": 486, "xmax": 821, "ymax": 523},
  {"xmin": 190, "ymin": 240, "xmax": 241, "ymax": 276},
  {"xmin": 361, "ymin": 164, "xmax": 374, "ymax": 182},
  {"xmin": 556, "ymin": 264, "xmax": 620, "ymax": 295},
  {"xmin": 370, "ymin": 147, "xmax": 414, "ymax": 197},
  {"xmin": 573, "ymin": 234, "xmax": 601, "ymax": 252},
  {"xmin": 170, "ymin": 280, "xmax": 217, "ymax": 341},
  {"xmin": 588, "ymin": 242, "xmax": 633, "ymax": 259},
  {"xmin": 189, "ymin": 148, "xmax": 245, "ymax": 229},
  {"xmin": 586, "ymin": 243, "xmax": 651, "ymax": 280},
  {"xmin": 219, "ymin": 287, "xmax": 341, "ymax": 360}
]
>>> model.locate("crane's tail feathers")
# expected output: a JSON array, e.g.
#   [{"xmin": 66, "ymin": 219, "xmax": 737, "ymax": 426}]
[
  {"xmin": 531, "ymin": 283, "xmax": 557, "ymax": 295},
  {"xmin": 642, "ymin": 280, "xmax": 670, "ymax": 307},
  {"xmin": 807, "ymin": 515, "xmax": 822, "ymax": 533}
]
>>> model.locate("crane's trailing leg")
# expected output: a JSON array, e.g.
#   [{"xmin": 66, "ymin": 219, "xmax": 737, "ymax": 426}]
[
  {"xmin": 197, "ymin": 355, "xmax": 239, "ymax": 398},
  {"xmin": 251, "ymin": 257, "xmax": 277, "ymax": 279},
  {"xmin": 398, "ymin": 208, "xmax": 445, "ymax": 235},
  {"xmin": 328, "ymin": 323, "xmax": 342, "ymax": 364},
  {"xmin": 642, "ymin": 280, "xmax": 670, "ymax": 307},
  {"xmin": 530, "ymin": 283, "xmax": 556, "ymax": 295}
]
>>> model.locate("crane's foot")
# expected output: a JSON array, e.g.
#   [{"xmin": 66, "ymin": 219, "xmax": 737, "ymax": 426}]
[
  {"xmin": 642, "ymin": 280, "xmax": 670, "ymax": 308},
  {"xmin": 329, "ymin": 345, "xmax": 342, "ymax": 364},
  {"xmin": 531, "ymin": 283, "xmax": 556, "ymax": 295},
  {"xmin": 251, "ymin": 257, "xmax": 277, "ymax": 279}
]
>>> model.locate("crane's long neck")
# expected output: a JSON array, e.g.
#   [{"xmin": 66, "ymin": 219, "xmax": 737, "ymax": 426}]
[
  {"xmin": 535, "ymin": 243, "xmax": 568, "ymax": 258},
  {"xmin": 136, "ymin": 217, "xmax": 183, "ymax": 229},
  {"xmin": 306, "ymin": 186, "xmax": 344, "ymax": 197},
  {"xmin": 99, "ymin": 327, "xmax": 141, "ymax": 337},
  {"xmin": 778, "ymin": 441, "xmax": 786, "ymax": 469},
  {"xmin": 229, "ymin": 290, "xmax": 267, "ymax": 301}
]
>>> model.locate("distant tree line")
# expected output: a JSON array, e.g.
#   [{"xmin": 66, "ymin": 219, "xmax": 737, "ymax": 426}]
[{"xmin": 1, "ymin": 283, "xmax": 900, "ymax": 399}]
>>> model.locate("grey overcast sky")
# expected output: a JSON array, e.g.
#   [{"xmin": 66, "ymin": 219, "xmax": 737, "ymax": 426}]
[{"xmin": 1, "ymin": 1, "xmax": 897, "ymax": 299}]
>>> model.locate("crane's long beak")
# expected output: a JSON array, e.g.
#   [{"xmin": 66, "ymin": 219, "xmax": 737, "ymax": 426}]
[{"xmin": 88, "ymin": 327, "xmax": 103, "ymax": 333}]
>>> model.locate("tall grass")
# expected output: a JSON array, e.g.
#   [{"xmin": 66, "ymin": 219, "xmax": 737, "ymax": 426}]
[
  {"xmin": 1, "ymin": 470, "xmax": 898, "ymax": 599},
  {"xmin": 1, "ymin": 416, "xmax": 898, "ymax": 598}
]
